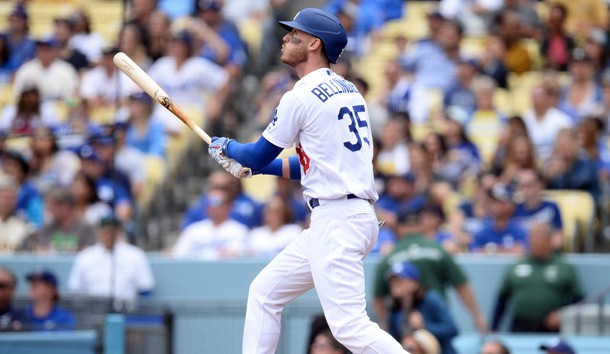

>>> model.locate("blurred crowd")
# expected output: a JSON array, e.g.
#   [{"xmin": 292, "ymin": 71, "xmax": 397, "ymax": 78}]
[{"xmin": 0, "ymin": 0, "xmax": 608, "ymax": 350}]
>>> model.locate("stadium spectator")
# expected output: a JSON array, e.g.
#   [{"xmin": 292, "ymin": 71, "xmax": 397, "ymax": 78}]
[
  {"xmin": 479, "ymin": 35, "xmax": 508, "ymax": 89},
  {"xmin": 68, "ymin": 214, "xmax": 155, "ymax": 309},
  {"xmin": 4, "ymin": 6, "xmax": 35, "ymax": 74},
  {"xmin": 583, "ymin": 28, "xmax": 607, "ymax": 75},
  {"xmin": 495, "ymin": 134, "xmax": 537, "ymax": 186},
  {"xmin": 523, "ymin": 78, "xmax": 573, "ymax": 161},
  {"xmin": 420, "ymin": 203, "xmax": 460, "ymax": 254},
  {"xmin": 22, "ymin": 268, "xmax": 76, "ymax": 331},
  {"xmin": 2, "ymin": 150, "xmax": 43, "ymax": 228},
  {"xmin": 376, "ymin": 172, "xmax": 426, "ymax": 237},
  {"xmin": 444, "ymin": 58, "xmax": 478, "ymax": 118},
  {"xmin": 173, "ymin": 187, "xmax": 249, "ymax": 259},
  {"xmin": 470, "ymin": 183, "xmax": 527, "ymax": 254},
  {"xmin": 68, "ymin": 10, "xmax": 104, "ymax": 63},
  {"xmin": 0, "ymin": 267, "xmax": 25, "ymax": 330},
  {"xmin": 514, "ymin": 169, "xmax": 564, "ymax": 250},
  {"xmin": 79, "ymin": 46, "xmax": 138, "ymax": 108},
  {"xmin": 28, "ymin": 126, "xmax": 80, "ymax": 193},
  {"xmin": 273, "ymin": 177, "xmax": 307, "ymax": 225},
  {"xmin": 0, "ymin": 35, "xmax": 11, "ymax": 83},
  {"xmin": 0, "ymin": 175, "xmax": 32, "ymax": 253},
  {"xmin": 182, "ymin": 170, "xmax": 262, "ymax": 229},
  {"xmin": 540, "ymin": 3, "xmax": 575, "ymax": 72},
  {"xmin": 124, "ymin": 92, "xmax": 166, "ymax": 158},
  {"xmin": 577, "ymin": 117, "xmax": 610, "ymax": 174},
  {"xmin": 145, "ymin": 11, "xmax": 171, "ymax": 62},
  {"xmin": 247, "ymin": 196, "xmax": 301, "ymax": 258},
  {"xmin": 558, "ymin": 50, "xmax": 602, "ymax": 123},
  {"xmin": 52, "ymin": 17, "xmax": 89, "ymax": 72},
  {"xmin": 440, "ymin": 0, "xmax": 501, "ymax": 36},
  {"xmin": 385, "ymin": 261, "xmax": 458, "ymax": 354},
  {"xmin": 448, "ymin": 171, "xmax": 496, "ymax": 249},
  {"xmin": 550, "ymin": 0, "xmax": 608, "ymax": 38},
  {"xmin": 422, "ymin": 10, "xmax": 446, "ymax": 43},
  {"xmin": 306, "ymin": 314, "xmax": 349, "ymax": 354},
  {"xmin": 253, "ymin": 66, "xmax": 296, "ymax": 130},
  {"xmin": 147, "ymin": 30, "xmax": 230, "ymax": 134},
  {"xmin": 376, "ymin": 118, "xmax": 411, "ymax": 176},
  {"xmin": 400, "ymin": 19, "xmax": 462, "ymax": 91},
  {"xmin": 480, "ymin": 340, "xmax": 510, "ymax": 354},
  {"xmin": 374, "ymin": 233, "xmax": 487, "ymax": 334},
  {"xmin": 0, "ymin": 84, "xmax": 58, "ymax": 135},
  {"xmin": 109, "ymin": 123, "xmax": 146, "ymax": 198},
  {"xmin": 118, "ymin": 23, "xmax": 152, "ymax": 70},
  {"xmin": 467, "ymin": 76, "xmax": 505, "ymax": 164},
  {"xmin": 422, "ymin": 132, "xmax": 448, "ymax": 177},
  {"xmin": 78, "ymin": 146, "xmax": 134, "ymax": 223},
  {"xmin": 497, "ymin": 0, "xmax": 541, "ymax": 39},
  {"xmin": 23, "ymin": 187, "xmax": 96, "ymax": 253},
  {"xmin": 71, "ymin": 171, "xmax": 112, "ymax": 226},
  {"xmin": 378, "ymin": 59, "xmax": 427, "ymax": 124},
  {"xmin": 491, "ymin": 115, "xmax": 529, "ymax": 175},
  {"xmin": 539, "ymin": 338, "xmax": 576, "ymax": 354},
  {"xmin": 192, "ymin": 0, "xmax": 248, "ymax": 79},
  {"xmin": 408, "ymin": 142, "xmax": 434, "ymax": 195},
  {"xmin": 13, "ymin": 38, "xmax": 79, "ymax": 101},
  {"xmin": 544, "ymin": 128, "xmax": 600, "ymax": 199},
  {"xmin": 401, "ymin": 329, "xmax": 441, "ymax": 354},
  {"xmin": 494, "ymin": 9, "xmax": 531, "ymax": 74},
  {"xmin": 491, "ymin": 223, "xmax": 584, "ymax": 332}
]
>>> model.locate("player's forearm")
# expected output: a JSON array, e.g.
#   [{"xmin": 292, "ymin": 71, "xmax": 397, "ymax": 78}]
[
  {"xmin": 226, "ymin": 136, "xmax": 282, "ymax": 169},
  {"xmin": 259, "ymin": 156, "xmax": 301, "ymax": 180}
]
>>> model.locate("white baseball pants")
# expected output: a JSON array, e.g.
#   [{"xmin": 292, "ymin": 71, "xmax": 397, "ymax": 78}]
[{"xmin": 242, "ymin": 197, "xmax": 408, "ymax": 354}]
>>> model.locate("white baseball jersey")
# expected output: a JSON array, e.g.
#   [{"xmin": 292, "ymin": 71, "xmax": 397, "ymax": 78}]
[{"xmin": 262, "ymin": 68, "xmax": 378, "ymax": 201}]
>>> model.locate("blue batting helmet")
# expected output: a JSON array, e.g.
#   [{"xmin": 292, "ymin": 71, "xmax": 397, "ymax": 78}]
[{"xmin": 278, "ymin": 8, "xmax": 348, "ymax": 64}]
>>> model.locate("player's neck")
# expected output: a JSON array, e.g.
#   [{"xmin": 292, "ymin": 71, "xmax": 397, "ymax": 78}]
[{"xmin": 294, "ymin": 58, "xmax": 330, "ymax": 78}]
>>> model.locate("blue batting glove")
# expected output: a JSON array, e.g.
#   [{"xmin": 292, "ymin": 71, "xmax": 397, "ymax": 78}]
[{"xmin": 209, "ymin": 137, "xmax": 232, "ymax": 163}]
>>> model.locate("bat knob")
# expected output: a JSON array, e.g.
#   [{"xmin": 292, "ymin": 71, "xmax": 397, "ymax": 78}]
[{"xmin": 239, "ymin": 168, "xmax": 253, "ymax": 179}]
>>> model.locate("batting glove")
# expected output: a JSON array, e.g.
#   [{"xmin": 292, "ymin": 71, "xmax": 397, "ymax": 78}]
[
  {"xmin": 220, "ymin": 157, "xmax": 252, "ymax": 179},
  {"xmin": 208, "ymin": 136, "xmax": 232, "ymax": 163}
]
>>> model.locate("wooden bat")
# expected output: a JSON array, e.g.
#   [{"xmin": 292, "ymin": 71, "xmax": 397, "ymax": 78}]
[{"xmin": 113, "ymin": 52, "xmax": 251, "ymax": 178}]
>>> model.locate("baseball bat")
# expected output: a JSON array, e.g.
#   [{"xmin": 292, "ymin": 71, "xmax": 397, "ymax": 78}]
[{"xmin": 113, "ymin": 52, "xmax": 251, "ymax": 178}]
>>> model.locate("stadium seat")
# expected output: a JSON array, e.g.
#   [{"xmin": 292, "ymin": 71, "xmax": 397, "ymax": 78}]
[
  {"xmin": 5, "ymin": 136, "xmax": 32, "ymax": 152},
  {"xmin": 0, "ymin": 83, "xmax": 14, "ymax": 110},
  {"xmin": 89, "ymin": 106, "xmax": 118, "ymax": 125},
  {"xmin": 543, "ymin": 190, "xmax": 596, "ymax": 252},
  {"xmin": 467, "ymin": 110, "xmax": 504, "ymax": 168}
]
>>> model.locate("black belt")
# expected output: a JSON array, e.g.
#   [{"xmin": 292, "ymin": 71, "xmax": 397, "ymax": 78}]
[{"xmin": 307, "ymin": 194, "xmax": 362, "ymax": 211}]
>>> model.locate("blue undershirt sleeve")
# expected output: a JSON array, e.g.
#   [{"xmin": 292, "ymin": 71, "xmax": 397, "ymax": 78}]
[
  {"xmin": 226, "ymin": 136, "xmax": 283, "ymax": 170},
  {"xmin": 288, "ymin": 156, "xmax": 301, "ymax": 179},
  {"xmin": 257, "ymin": 156, "xmax": 301, "ymax": 180}
]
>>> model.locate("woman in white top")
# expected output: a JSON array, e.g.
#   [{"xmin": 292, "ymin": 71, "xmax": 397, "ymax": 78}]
[
  {"xmin": 0, "ymin": 85, "xmax": 58, "ymax": 134},
  {"xmin": 248, "ymin": 196, "xmax": 302, "ymax": 258}
]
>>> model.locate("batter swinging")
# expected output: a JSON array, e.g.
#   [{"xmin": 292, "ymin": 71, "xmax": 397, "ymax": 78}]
[{"xmin": 209, "ymin": 8, "xmax": 409, "ymax": 354}]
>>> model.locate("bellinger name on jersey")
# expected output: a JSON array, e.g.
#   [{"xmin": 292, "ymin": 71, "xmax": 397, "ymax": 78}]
[{"xmin": 310, "ymin": 76, "xmax": 359, "ymax": 103}]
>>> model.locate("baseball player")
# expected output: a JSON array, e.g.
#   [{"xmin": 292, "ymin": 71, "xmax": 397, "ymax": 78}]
[{"xmin": 208, "ymin": 8, "xmax": 409, "ymax": 354}]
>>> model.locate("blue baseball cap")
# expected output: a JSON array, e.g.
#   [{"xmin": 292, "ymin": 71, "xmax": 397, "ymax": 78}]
[
  {"xmin": 78, "ymin": 144, "xmax": 103, "ymax": 163},
  {"xmin": 489, "ymin": 183, "xmax": 514, "ymax": 203},
  {"xmin": 26, "ymin": 268, "xmax": 58, "ymax": 287},
  {"xmin": 387, "ymin": 261, "xmax": 420, "ymax": 281},
  {"xmin": 539, "ymin": 339, "xmax": 576, "ymax": 354}
]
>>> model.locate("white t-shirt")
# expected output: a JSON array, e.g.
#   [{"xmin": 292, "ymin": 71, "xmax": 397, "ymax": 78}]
[
  {"xmin": 70, "ymin": 33, "xmax": 105, "ymax": 63},
  {"xmin": 13, "ymin": 59, "xmax": 78, "ymax": 101},
  {"xmin": 524, "ymin": 107, "xmax": 573, "ymax": 161},
  {"xmin": 248, "ymin": 224, "xmax": 302, "ymax": 258},
  {"xmin": 262, "ymin": 68, "xmax": 379, "ymax": 201},
  {"xmin": 67, "ymin": 241, "xmax": 155, "ymax": 303},
  {"xmin": 172, "ymin": 218, "xmax": 248, "ymax": 260},
  {"xmin": 80, "ymin": 66, "xmax": 139, "ymax": 102},
  {"xmin": 0, "ymin": 102, "xmax": 59, "ymax": 131}
]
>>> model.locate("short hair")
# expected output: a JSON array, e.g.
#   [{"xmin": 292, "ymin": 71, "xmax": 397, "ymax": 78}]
[{"xmin": 0, "ymin": 267, "xmax": 17, "ymax": 288}]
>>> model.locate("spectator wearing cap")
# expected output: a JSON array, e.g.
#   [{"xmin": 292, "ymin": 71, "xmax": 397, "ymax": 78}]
[
  {"xmin": 539, "ymin": 339, "xmax": 576, "ymax": 354},
  {"xmin": 67, "ymin": 10, "xmax": 105, "ymax": 63},
  {"xmin": 0, "ymin": 175, "xmax": 32, "ymax": 253},
  {"xmin": 22, "ymin": 187, "xmax": 96, "ymax": 253},
  {"xmin": 470, "ymin": 183, "xmax": 528, "ymax": 254},
  {"xmin": 558, "ymin": 50, "xmax": 603, "ymax": 123},
  {"xmin": 28, "ymin": 126, "xmax": 80, "ymax": 193},
  {"xmin": 125, "ymin": 92, "xmax": 167, "ymax": 158},
  {"xmin": 173, "ymin": 187, "xmax": 248, "ymax": 259},
  {"xmin": 52, "ymin": 17, "xmax": 89, "ymax": 72},
  {"xmin": 514, "ymin": 169, "xmax": 564, "ymax": 250},
  {"xmin": 540, "ymin": 3, "xmax": 575, "ymax": 72},
  {"xmin": 0, "ymin": 267, "xmax": 25, "ymax": 330},
  {"xmin": 68, "ymin": 213, "xmax": 155, "ymax": 309},
  {"xmin": 78, "ymin": 145, "xmax": 134, "ymax": 223},
  {"xmin": 193, "ymin": 0, "xmax": 248, "ymax": 80},
  {"xmin": 79, "ymin": 46, "xmax": 139, "ymax": 108},
  {"xmin": 523, "ymin": 76, "xmax": 573, "ymax": 162},
  {"xmin": 4, "ymin": 5, "xmax": 36, "ymax": 74},
  {"xmin": 13, "ymin": 37, "xmax": 78, "ymax": 101},
  {"xmin": 480, "ymin": 340, "xmax": 510, "ymax": 354},
  {"xmin": 22, "ymin": 268, "xmax": 76, "ymax": 331},
  {"xmin": 2, "ymin": 150, "xmax": 44, "ymax": 228},
  {"xmin": 385, "ymin": 261, "xmax": 458, "ymax": 354},
  {"xmin": 147, "ymin": 29, "xmax": 230, "ymax": 135},
  {"xmin": 443, "ymin": 58, "xmax": 479, "ymax": 118},
  {"xmin": 543, "ymin": 128, "xmax": 600, "ymax": 200},
  {"xmin": 374, "ymin": 229, "xmax": 488, "ymax": 335},
  {"xmin": 491, "ymin": 223, "xmax": 584, "ymax": 332},
  {"xmin": 0, "ymin": 84, "xmax": 59, "ymax": 135},
  {"xmin": 399, "ymin": 19, "xmax": 461, "ymax": 92}
]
